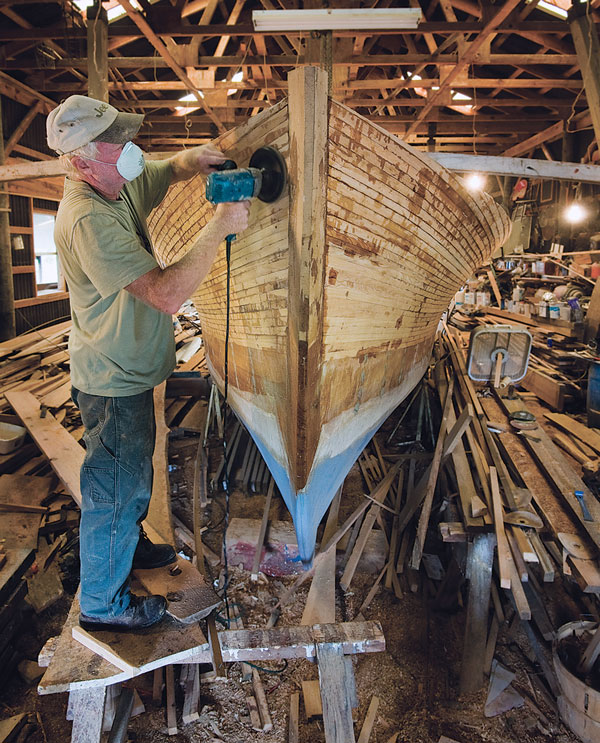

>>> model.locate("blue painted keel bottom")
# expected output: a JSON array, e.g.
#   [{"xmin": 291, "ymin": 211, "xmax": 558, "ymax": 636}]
[{"xmin": 247, "ymin": 425, "xmax": 386, "ymax": 563}]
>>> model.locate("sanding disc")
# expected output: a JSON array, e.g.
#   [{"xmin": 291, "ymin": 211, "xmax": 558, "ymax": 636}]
[
  {"xmin": 557, "ymin": 532, "xmax": 597, "ymax": 560},
  {"xmin": 504, "ymin": 510, "xmax": 543, "ymax": 529},
  {"xmin": 510, "ymin": 419, "xmax": 539, "ymax": 431}
]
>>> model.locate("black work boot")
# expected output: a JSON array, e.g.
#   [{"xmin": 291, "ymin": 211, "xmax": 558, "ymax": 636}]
[
  {"xmin": 79, "ymin": 594, "xmax": 167, "ymax": 632},
  {"xmin": 132, "ymin": 527, "xmax": 177, "ymax": 570}
]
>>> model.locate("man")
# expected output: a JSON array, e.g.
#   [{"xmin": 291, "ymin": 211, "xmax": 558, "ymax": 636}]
[{"xmin": 47, "ymin": 95, "xmax": 249, "ymax": 632}]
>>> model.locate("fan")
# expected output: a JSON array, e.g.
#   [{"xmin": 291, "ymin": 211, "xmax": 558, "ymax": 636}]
[{"xmin": 467, "ymin": 325, "xmax": 532, "ymax": 388}]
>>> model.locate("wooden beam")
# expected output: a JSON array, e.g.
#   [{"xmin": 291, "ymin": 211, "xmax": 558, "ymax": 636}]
[
  {"xmin": 429, "ymin": 153, "xmax": 600, "ymax": 184},
  {"xmin": 7, "ymin": 52, "xmax": 581, "ymax": 69},
  {"xmin": 39, "ymin": 77, "xmax": 587, "ymax": 93},
  {"xmin": 569, "ymin": 3, "xmax": 600, "ymax": 147},
  {"xmin": 4, "ymin": 100, "xmax": 42, "ymax": 158},
  {"xmin": 503, "ymin": 120, "xmax": 564, "ymax": 157},
  {"xmin": 0, "ymin": 70, "xmax": 54, "ymax": 113},
  {"xmin": 0, "ymin": 20, "xmax": 577, "ymax": 43},
  {"xmin": 117, "ymin": 0, "xmax": 225, "ymax": 133},
  {"xmin": 87, "ymin": 2, "xmax": 109, "ymax": 101},
  {"xmin": 405, "ymin": 0, "xmax": 522, "ymax": 139}
]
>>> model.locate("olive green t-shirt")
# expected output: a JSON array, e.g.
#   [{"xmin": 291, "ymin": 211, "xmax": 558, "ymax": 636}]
[{"xmin": 55, "ymin": 160, "xmax": 176, "ymax": 396}]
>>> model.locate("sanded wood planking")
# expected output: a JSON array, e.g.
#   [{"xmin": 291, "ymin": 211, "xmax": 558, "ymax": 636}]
[{"xmin": 148, "ymin": 66, "xmax": 508, "ymax": 564}]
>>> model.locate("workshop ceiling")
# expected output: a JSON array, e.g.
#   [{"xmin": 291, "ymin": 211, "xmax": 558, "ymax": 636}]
[{"xmin": 0, "ymin": 0, "xmax": 598, "ymax": 157}]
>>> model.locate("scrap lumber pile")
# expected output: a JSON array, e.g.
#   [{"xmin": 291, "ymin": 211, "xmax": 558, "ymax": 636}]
[
  {"xmin": 450, "ymin": 307, "xmax": 589, "ymax": 411},
  {"xmin": 440, "ymin": 327, "xmax": 600, "ymax": 595}
]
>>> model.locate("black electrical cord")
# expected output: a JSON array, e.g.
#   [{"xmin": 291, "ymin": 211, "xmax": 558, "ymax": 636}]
[{"xmin": 220, "ymin": 234, "xmax": 234, "ymax": 625}]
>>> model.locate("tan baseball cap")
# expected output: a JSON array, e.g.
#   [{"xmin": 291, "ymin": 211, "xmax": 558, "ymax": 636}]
[{"xmin": 46, "ymin": 95, "xmax": 144, "ymax": 155}]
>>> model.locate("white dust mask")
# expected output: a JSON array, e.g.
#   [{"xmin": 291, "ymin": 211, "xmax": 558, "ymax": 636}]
[
  {"xmin": 114, "ymin": 141, "xmax": 145, "ymax": 180},
  {"xmin": 84, "ymin": 141, "xmax": 145, "ymax": 181}
]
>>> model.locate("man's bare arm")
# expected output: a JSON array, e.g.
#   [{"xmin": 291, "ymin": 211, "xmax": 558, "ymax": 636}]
[{"xmin": 125, "ymin": 201, "xmax": 250, "ymax": 314}]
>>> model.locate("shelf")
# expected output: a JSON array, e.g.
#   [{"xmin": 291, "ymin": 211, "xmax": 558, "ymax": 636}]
[
  {"xmin": 11, "ymin": 265, "xmax": 35, "ymax": 275},
  {"xmin": 14, "ymin": 292, "xmax": 69, "ymax": 309}
]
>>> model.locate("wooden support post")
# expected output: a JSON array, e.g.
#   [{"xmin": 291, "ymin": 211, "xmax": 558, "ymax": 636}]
[
  {"xmin": 0, "ymin": 95, "xmax": 15, "ymax": 341},
  {"xmin": 69, "ymin": 686, "xmax": 107, "ymax": 743},
  {"xmin": 410, "ymin": 376, "xmax": 455, "ymax": 569},
  {"xmin": 459, "ymin": 533, "xmax": 495, "ymax": 695},
  {"xmin": 490, "ymin": 466, "xmax": 513, "ymax": 589},
  {"xmin": 569, "ymin": 2, "xmax": 600, "ymax": 149},
  {"xmin": 302, "ymin": 487, "xmax": 341, "ymax": 625},
  {"xmin": 147, "ymin": 382, "xmax": 175, "ymax": 546},
  {"xmin": 288, "ymin": 692, "xmax": 300, "ymax": 743},
  {"xmin": 165, "ymin": 664, "xmax": 177, "ymax": 736},
  {"xmin": 87, "ymin": 1, "xmax": 109, "ymax": 101},
  {"xmin": 316, "ymin": 642, "xmax": 356, "ymax": 743},
  {"xmin": 251, "ymin": 478, "xmax": 274, "ymax": 581}
]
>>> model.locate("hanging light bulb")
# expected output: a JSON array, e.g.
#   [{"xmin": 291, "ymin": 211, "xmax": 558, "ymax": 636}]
[
  {"xmin": 564, "ymin": 203, "xmax": 587, "ymax": 224},
  {"xmin": 464, "ymin": 172, "xmax": 486, "ymax": 192}
]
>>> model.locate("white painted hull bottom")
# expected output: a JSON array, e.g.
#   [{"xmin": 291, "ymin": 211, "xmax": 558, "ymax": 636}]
[{"xmin": 207, "ymin": 354, "xmax": 429, "ymax": 562}]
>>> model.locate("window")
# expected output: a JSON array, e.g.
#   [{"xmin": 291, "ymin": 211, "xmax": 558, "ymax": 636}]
[{"xmin": 33, "ymin": 211, "xmax": 60, "ymax": 294}]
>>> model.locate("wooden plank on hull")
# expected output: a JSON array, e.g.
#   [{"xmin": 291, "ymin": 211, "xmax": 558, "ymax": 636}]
[{"xmin": 285, "ymin": 65, "xmax": 329, "ymax": 499}]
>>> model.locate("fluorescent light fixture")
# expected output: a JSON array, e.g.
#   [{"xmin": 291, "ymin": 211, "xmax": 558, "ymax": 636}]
[
  {"xmin": 525, "ymin": 0, "xmax": 569, "ymax": 19},
  {"xmin": 564, "ymin": 203, "xmax": 587, "ymax": 223},
  {"xmin": 464, "ymin": 173, "xmax": 486, "ymax": 192},
  {"xmin": 252, "ymin": 8, "xmax": 422, "ymax": 32}
]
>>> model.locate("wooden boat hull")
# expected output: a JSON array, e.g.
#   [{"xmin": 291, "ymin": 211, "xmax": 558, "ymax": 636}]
[{"xmin": 149, "ymin": 67, "xmax": 511, "ymax": 561}]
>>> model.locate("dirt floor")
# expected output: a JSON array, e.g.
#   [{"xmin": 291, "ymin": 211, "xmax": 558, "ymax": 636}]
[{"xmin": 0, "ymin": 403, "xmax": 597, "ymax": 743}]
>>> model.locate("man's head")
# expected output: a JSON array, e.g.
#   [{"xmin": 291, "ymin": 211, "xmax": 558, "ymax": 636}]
[
  {"xmin": 47, "ymin": 95, "xmax": 145, "ymax": 198},
  {"xmin": 47, "ymin": 95, "xmax": 143, "ymax": 155}
]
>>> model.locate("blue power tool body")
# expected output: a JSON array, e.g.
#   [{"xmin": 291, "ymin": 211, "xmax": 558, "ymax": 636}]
[{"xmin": 205, "ymin": 146, "xmax": 287, "ymax": 246}]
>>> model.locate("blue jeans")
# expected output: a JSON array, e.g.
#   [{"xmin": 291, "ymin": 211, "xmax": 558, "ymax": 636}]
[{"xmin": 72, "ymin": 387, "xmax": 155, "ymax": 618}]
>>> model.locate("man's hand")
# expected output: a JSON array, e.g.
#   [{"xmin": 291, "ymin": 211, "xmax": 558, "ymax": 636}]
[
  {"xmin": 170, "ymin": 144, "xmax": 227, "ymax": 183},
  {"xmin": 213, "ymin": 201, "xmax": 251, "ymax": 239},
  {"xmin": 191, "ymin": 144, "xmax": 228, "ymax": 176}
]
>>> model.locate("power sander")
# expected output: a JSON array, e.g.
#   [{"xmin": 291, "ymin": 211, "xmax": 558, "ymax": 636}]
[{"xmin": 206, "ymin": 145, "xmax": 287, "ymax": 211}]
